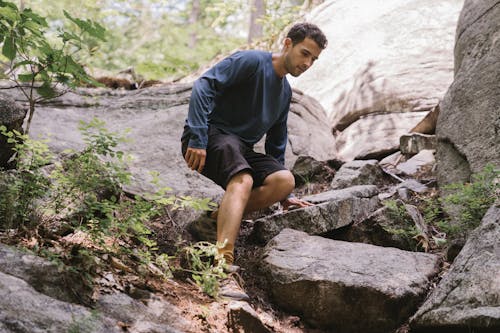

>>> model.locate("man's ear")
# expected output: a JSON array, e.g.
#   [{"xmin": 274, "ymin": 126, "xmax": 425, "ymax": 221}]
[{"xmin": 283, "ymin": 37, "xmax": 292, "ymax": 50}]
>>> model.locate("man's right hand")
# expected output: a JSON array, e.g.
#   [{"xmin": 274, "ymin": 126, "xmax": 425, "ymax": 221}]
[{"xmin": 184, "ymin": 147, "xmax": 206, "ymax": 173}]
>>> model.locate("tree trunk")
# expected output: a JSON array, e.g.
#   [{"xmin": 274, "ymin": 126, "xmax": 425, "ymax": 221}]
[
  {"xmin": 248, "ymin": 0, "xmax": 266, "ymax": 44},
  {"xmin": 189, "ymin": 0, "xmax": 200, "ymax": 48}
]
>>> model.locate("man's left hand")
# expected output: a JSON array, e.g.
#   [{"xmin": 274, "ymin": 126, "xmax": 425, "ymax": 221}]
[{"xmin": 281, "ymin": 196, "xmax": 314, "ymax": 211}]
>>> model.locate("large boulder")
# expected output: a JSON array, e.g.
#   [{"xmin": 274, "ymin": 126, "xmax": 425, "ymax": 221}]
[
  {"xmin": 261, "ymin": 228, "xmax": 440, "ymax": 332},
  {"xmin": 1, "ymin": 82, "xmax": 335, "ymax": 203},
  {"xmin": 436, "ymin": 0, "xmax": 500, "ymax": 187},
  {"xmin": 0, "ymin": 271, "xmax": 120, "ymax": 333},
  {"xmin": 0, "ymin": 94, "xmax": 26, "ymax": 168},
  {"xmin": 0, "ymin": 243, "xmax": 190, "ymax": 333},
  {"xmin": 0, "ymin": 244, "xmax": 92, "ymax": 304},
  {"xmin": 333, "ymin": 111, "xmax": 429, "ymax": 160},
  {"xmin": 410, "ymin": 203, "xmax": 500, "ymax": 332},
  {"xmin": 288, "ymin": 0, "xmax": 463, "ymax": 160}
]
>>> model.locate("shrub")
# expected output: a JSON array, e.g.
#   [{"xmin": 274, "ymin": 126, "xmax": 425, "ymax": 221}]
[
  {"xmin": 383, "ymin": 199, "xmax": 419, "ymax": 243},
  {"xmin": 0, "ymin": 125, "xmax": 51, "ymax": 229},
  {"xmin": 179, "ymin": 241, "xmax": 227, "ymax": 297},
  {"xmin": 440, "ymin": 164, "xmax": 499, "ymax": 238}
]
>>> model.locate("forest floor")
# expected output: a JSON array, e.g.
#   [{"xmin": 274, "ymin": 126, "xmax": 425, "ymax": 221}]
[{"xmin": 0, "ymin": 165, "xmax": 448, "ymax": 332}]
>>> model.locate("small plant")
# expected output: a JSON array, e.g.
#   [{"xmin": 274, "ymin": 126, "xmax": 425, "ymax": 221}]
[
  {"xmin": 382, "ymin": 199, "xmax": 419, "ymax": 245},
  {"xmin": 0, "ymin": 125, "xmax": 51, "ymax": 229},
  {"xmin": 439, "ymin": 164, "xmax": 499, "ymax": 238},
  {"xmin": 49, "ymin": 118, "xmax": 130, "ymax": 229},
  {"xmin": 180, "ymin": 241, "xmax": 227, "ymax": 297}
]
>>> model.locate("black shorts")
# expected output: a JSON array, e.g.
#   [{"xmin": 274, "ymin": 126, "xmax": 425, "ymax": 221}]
[{"xmin": 182, "ymin": 126, "xmax": 287, "ymax": 189}]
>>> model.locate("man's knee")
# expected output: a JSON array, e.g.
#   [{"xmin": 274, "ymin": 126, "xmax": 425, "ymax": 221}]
[
  {"xmin": 267, "ymin": 170, "xmax": 295, "ymax": 194},
  {"xmin": 227, "ymin": 171, "xmax": 254, "ymax": 192}
]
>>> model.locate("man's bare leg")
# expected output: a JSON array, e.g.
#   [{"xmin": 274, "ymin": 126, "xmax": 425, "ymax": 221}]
[
  {"xmin": 216, "ymin": 171, "xmax": 254, "ymax": 264},
  {"xmin": 244, "ymin": 170, "xmax": 295, "ymax": 213},
  {"xmin": 215, "ymin": 170, "xmax": 294, "ymax": 264}
]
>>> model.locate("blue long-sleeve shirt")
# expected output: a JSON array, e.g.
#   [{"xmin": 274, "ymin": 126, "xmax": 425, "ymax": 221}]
[{"xmin": 181, "ymin": 50, "xmax": 292, "ymax": 165}]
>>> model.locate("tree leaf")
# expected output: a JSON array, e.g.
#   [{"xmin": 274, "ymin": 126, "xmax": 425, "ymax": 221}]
[
  {"xmin": 0, "ymin": 6, "xmax": 19, "ymax": 22},
  {"xmin": 18, "ymin": 73, "xmax": 35, "ymax": 82},
  {"xmin": 13, "ymin": 59, "xmax": 35, "ymax": 69},
  {"xmin": 20, "ymin": 9, "xmax": 48, "ymax": 27},
  {"xmin": 2, "ymin": 36, "xmax": 16, "ymax": 60},
  {"xmin": 37, "ymin": 82, "xmax": 56, "ymax": 99},
  {"xmin": 63, "ymin": 10, "xmax": 106, "ymax": 41}
]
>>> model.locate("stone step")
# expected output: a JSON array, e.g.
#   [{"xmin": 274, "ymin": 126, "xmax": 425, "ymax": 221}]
[
  {"xmin": 251, "ymin": 185, "xmax": 380, "ymax": 244},
  {"xmin": 261, "ymin": 228, "xmax": 440, "ymax": 333}
]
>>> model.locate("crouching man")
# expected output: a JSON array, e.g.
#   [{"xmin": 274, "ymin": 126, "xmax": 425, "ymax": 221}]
[{"xmin": 181, "ymin": 22, "xmax": 327, "ymax": 300}]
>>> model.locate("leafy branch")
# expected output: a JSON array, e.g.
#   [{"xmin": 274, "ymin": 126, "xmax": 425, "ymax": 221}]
[{"xmin": 0, "ymin": 2, "xmax": 106, "ymax": 133}]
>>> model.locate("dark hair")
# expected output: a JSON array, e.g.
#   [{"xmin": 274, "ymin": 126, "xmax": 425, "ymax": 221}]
[{"xmin": 286, "ymin": 22, "xmax": 328, "ymax": 50}]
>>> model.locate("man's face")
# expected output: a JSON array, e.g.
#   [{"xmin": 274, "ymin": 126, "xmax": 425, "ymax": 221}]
[{"xmin": 284, "ymin": 37, "xmax": 322, "ymax": 77}]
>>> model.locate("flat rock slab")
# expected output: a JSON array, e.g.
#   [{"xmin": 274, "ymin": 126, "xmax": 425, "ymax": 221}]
[
  {"xmin": 0, "ymin": 271, "xmax": 120, "ymax": 333},
  {"xmin": 396, "ymin": 149, "xmax": 435, "ymax": 175},
  {"xmin": 0, "ymin": 244, "xmax": 92, "ymax": 304},
  {"xmin": 0, "ymin": 244, "xmax": 190, "ymax": 333},
  {"xmin": 251, "ymin": 186, "xmax": 379, "ymax": 244},
  {"xmin": 262, "ymin": 229, "xmax": 440, "ymax": 333},
  {"xmin": 330, "ymin": 160, "xmax": 389, "ymax": 189},
  {"xmin": 410, "ymin": 204, "xmax": 500, "ymax": 333}
]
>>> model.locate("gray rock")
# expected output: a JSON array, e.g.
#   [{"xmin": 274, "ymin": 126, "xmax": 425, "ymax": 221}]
[
  {"xmin": 0, "ymin": 244, "xmax": 191, "ymax": 333},
  {"xmin": 330, "ymin": 159, "xmax": 389, "ymax": 189},
  {"xmin": 396, "ymin": 149, "xmax": 435, "ymax": 175},
  {"xmin": 252, "ymin": 185, "xmax": 379, "ymax": 244},
  {"xmin": 379, "ymin": 179, "xmax": 429, "ymax": 201},
  {"xmin": 288, "ymin": 0, "xmax": 461, "ymax": 161},
  {"xmin": 333, "ymin": 111, "xmax": 429, "ymax": 161},
  {"xmin": 261, "ymin": 228, "xmax": 440, "ymax": 332},
  {"xmin": 380, "ymin": 151, "xmax": 403, "ymax": 168},
  {"xmin": 0, "ymin": 271, "xmax": 120, "ymax": 333},
  {"xmin": 436, "ymin": 0, "xmax": 500, "ymax": 188},
  {"xmin": 284, "ymin": 89, "xmax": 336, "ymax": 161},
  {"xmin": 0, "ymin": 244, "xmax": 93, "ymax": 304},
  {"xmin": 0, "ymin": 94, "xmax": 27, "ymax": 168},
  {"xmin": 291, "ymin": 155, "xmax": 333, "ymax": 186},
  {"xmin": 410, "ymin": 203, "xmax": 500, "ymax": 332},
  {"xmin": 333, "ymin": 206, "xmax": 418, "ymax": 251},
  {"xmin": 303, "ymin": 184, "xmax": 379, "ymax": 204},
  {"xmin": 227, "ymin": 301, "xmax": 272, "ymax": 333},
  {"xmin": 96, "ymin": 292, "xmax": 190, "ymax": 333},
  {"xmin": 400, "ymin": 133, "xmax": 437, "ymax": 155},
  {"xmin": 289, "ymin": 0, "xmax": 461, "ymax": 125}
]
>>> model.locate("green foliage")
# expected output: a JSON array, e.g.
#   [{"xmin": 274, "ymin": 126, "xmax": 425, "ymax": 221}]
[
  {"xmin": 0, "ymin": 1, "xmax": 105, "ymax": 132},
  {"xmin": 419, "ymin": 164, "xmax": 498, "ymax": 243},
  {"xmin": 382, "ymin": 199, "xmax": 419, "ymax": 241},
  {"xmin": 181, "ymin": 241, "xmax": 227, "ymax": 297},
  {"xmin": 49, "ymin": 118, "xmax": 129, "ymax": 232},
  {"xmin": 0, "ymin": 118, "xmax": 217, "ymax": 287},
  {"xmin": 440, "ymin": 164, "xmax": 499, "ymax": 238},
  {"xmin": 258, "ymin": 0, "xmax": 302, "ymax": 47},
  {"xmin": 18, "ymin": 0, "xmax": 310, "ymax": 80},
  {"xmin": 0, "ymin": 125, "xmax": 51, "ymax": 229}
]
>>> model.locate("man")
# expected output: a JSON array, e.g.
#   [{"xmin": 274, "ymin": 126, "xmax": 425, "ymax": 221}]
[{"xmin": 181, "ymin": 22, "xmax": 327, "ymax": 298}]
